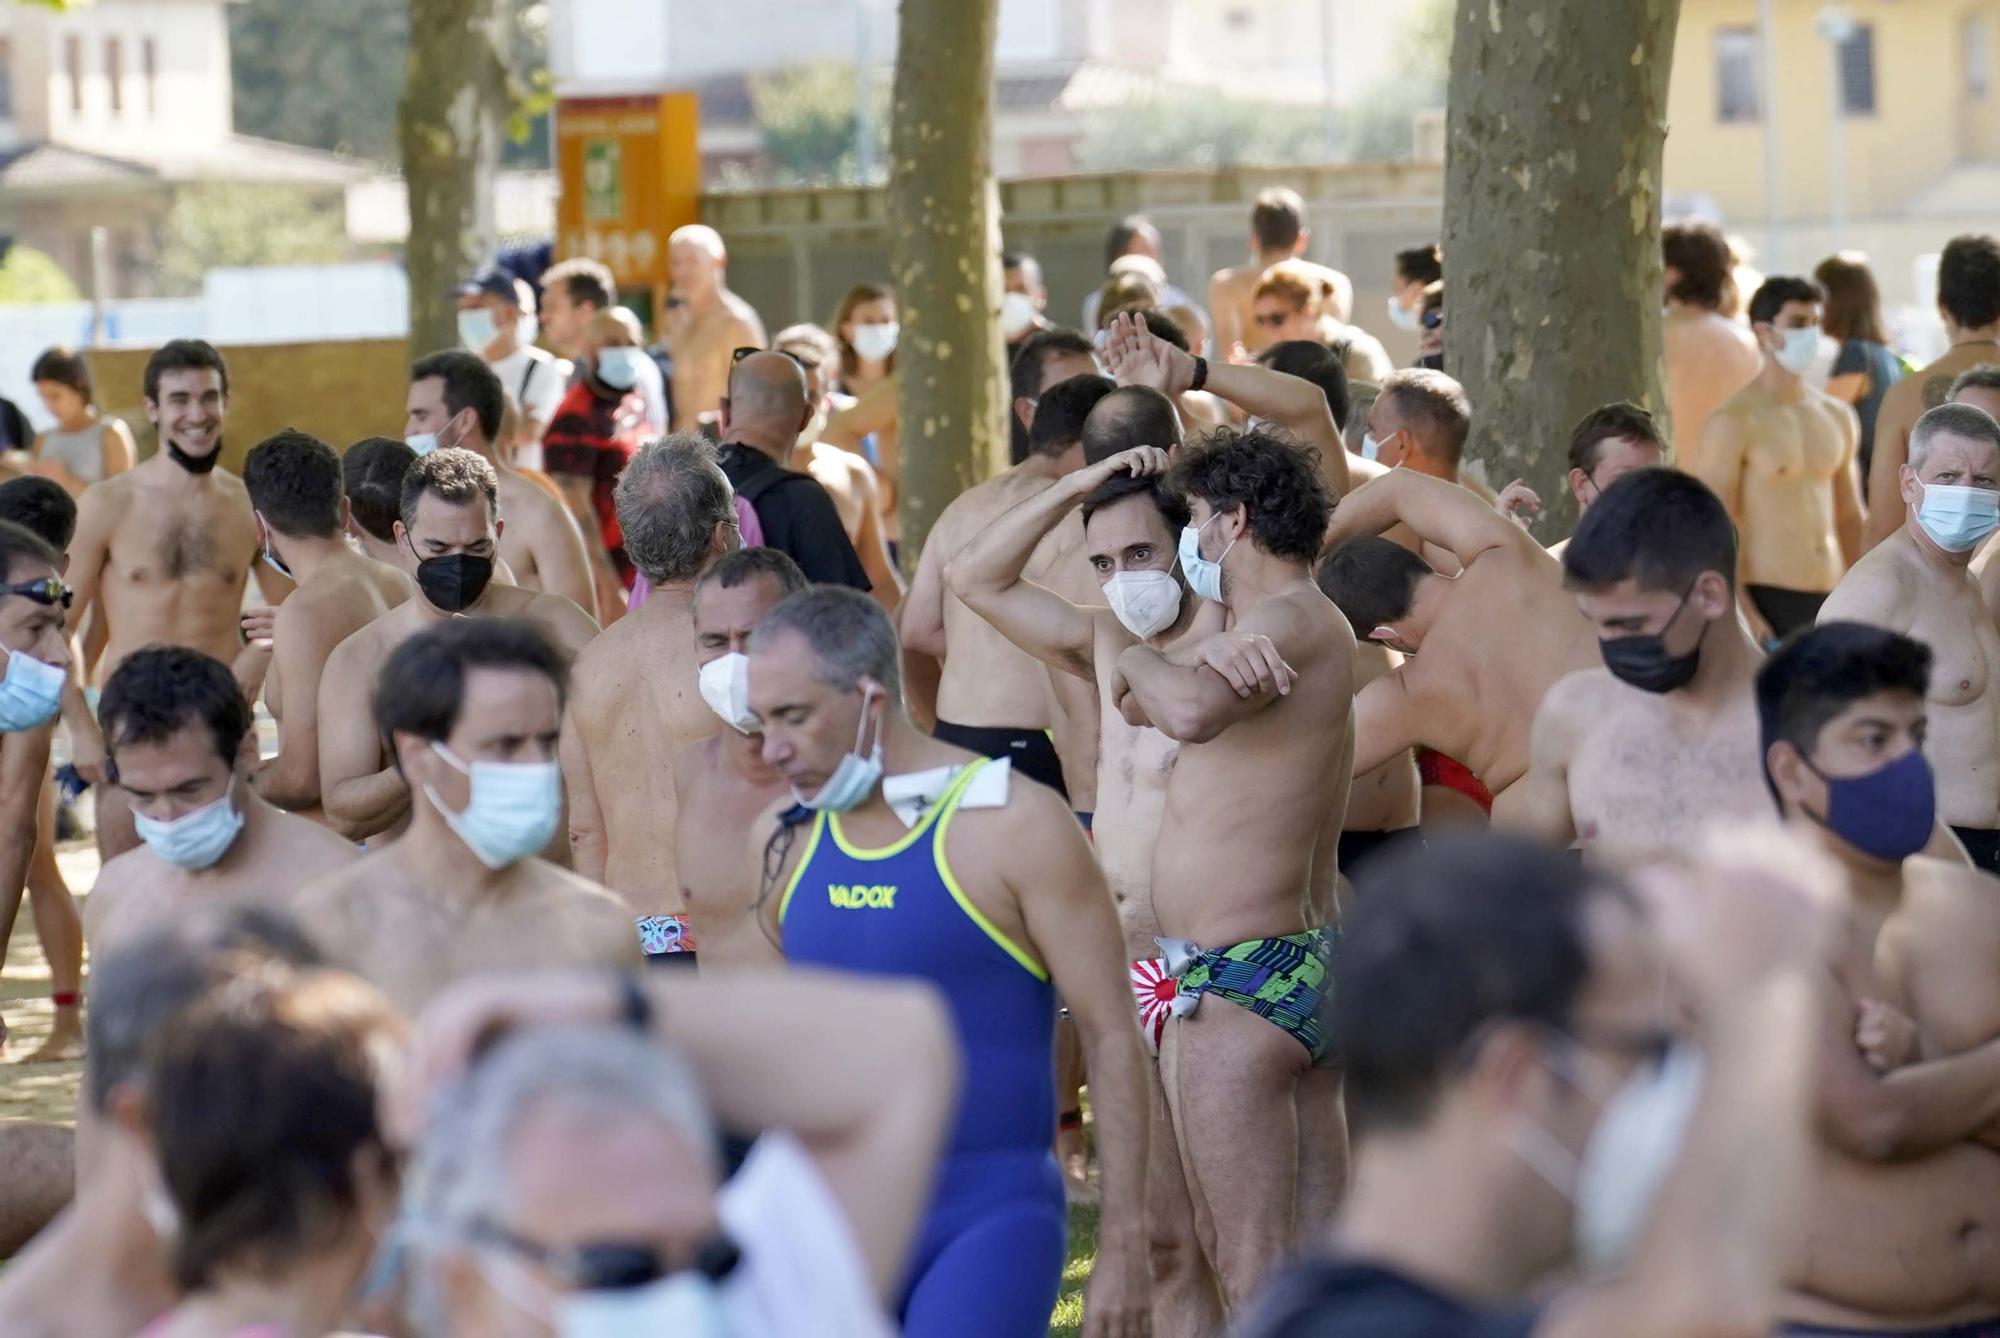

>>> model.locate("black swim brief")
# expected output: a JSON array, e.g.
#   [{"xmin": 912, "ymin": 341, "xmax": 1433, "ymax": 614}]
[
  {"xmin": 932, "ymin": 719, "xmax": 1069, "ymax": 801},
  {"xmin": 1747, "ymin": 584, "xmax": 1830, "ymax": 641},
  {"xmin": 1337, "ymin": 827, "xmax": 1419, "ymax": 875},
  {"xmin": 1952, "ymin": 827, "xmax": 2000, "ymax": 876},
  {"xmin": 1781, "ymin": 1318, "xmax": 2000, "ymax": 1337}
]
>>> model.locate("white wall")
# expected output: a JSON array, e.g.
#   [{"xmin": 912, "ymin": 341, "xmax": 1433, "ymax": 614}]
[{"xmin": 31, "ymin": 0, "xmax": 232, "ymax": 157}]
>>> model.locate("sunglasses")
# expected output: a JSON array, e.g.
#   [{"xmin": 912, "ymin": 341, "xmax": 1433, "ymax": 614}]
[
  {"xmin": 1253, "ymin": 313, "xmax": 1290, "ymax": 330},
  {"xmin": 472, "ymin": 1219, "xmax": 741, "ymax": 1291},
  {"xmin": 4, "ymin": 577, "xmax": 72, "ymax": 610},
  {"xmin": 732, "ymin": 346, "xmax": 810, "ymax": 372}
]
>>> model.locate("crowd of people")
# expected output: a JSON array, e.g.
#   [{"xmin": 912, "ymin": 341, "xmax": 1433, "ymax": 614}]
[{"xmin": 0, "ymin": 186, "xmax": 1995, "ymax": 1338}]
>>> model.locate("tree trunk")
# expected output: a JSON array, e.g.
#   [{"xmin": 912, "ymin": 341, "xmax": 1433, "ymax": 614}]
[
  {"xmin": 399, "ymin": 0, "xmax": 508, "ymax": 356},
  {"xmin": 887, "ymin": 0, "xmax": 1005, "ymax": 573},
  {"xmin": 1443, "ymin": 0, "xmax": 1681, "ymax": 536}
]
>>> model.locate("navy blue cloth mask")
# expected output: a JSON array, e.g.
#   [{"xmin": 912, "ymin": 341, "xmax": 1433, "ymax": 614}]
[{"xmin": 1804, "ymin": 749, "xmax": 1936, "ymax": 864}]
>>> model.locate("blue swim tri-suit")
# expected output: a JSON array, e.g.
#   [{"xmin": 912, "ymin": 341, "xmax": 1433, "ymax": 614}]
[{"xmin": 780, "ymin": 758, "xmax": 1065, "ymax": 1337}]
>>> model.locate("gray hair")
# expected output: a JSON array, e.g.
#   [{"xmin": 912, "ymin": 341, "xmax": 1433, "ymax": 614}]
[
  {"xmin": 402, "ymin": 1027, "xmax": 719, "ymax": 1338},
  {"xmin": 1948, "ymin": 363, "xmax": 2000, "ymax": 403},
  {"xmin": 1910, "ymin": 401, "xmax": 2000, "ymax": 473},
  {"xmin": 749, "ymin": 585, "xmax": 903, "ymax": 702},
  {"xmin": 613, "ymin": 434, "xmax": 736, "ymax": 585}
]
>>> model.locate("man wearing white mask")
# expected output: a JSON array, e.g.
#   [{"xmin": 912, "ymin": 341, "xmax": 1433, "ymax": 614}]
[
  {"xmin": 0, "ymin": 522, "xmax": 78, "ymax": 1053},
  {"xmin": 1240, "ymin": 829, "xmax": 1836, "ymax": 1338},
  {"xmin": 746, "ymin": 586, "xmax": 1151, "ymax": 1336},
  {"xmin": 1755, "ymin": 623, "xmax": 2000, "ymax": 1334},
  {"xmin": 947, "ymin": 448, "xmax": 1227, "ymax": 1334},
  {"xmin": 669, "ymin": 547, "xmax": 807, "ymax": 970},
  {"xmin": 1002, "ymin": 251, "xmax": 1052, "ymax": 356},
  {"xmin": 407, "ymin": 350, "xmax": 597, "ymax": 619},
  {"xmin": 453, "ymin": 265, "xmax": 570, "ymax": 461},
  {"xmin": 1694, "ymin": 275, "xmax": 1865, "ymax": 644},
  {"xmin": 563, "ymin": 438, "xmax": 741, "ymax": 966},
  {"xmin": 1818, "ymin": 404, "xmax": 2000, "ymax": 874},
  {"xmin": 85, "ymin": 647, "xmax": 357, "ymax": 954},
  {"xmin": 298, "ymin": 618, "xmax": 636, "ymax": 1015}
]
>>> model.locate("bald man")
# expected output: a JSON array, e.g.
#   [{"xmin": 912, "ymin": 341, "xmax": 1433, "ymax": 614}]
[
  {"xmin": 714, "ymin": 350, "xmax": 870, "ymax": 591},
  {"xmin": 661, "ymin": 223, "xmax": 766, "ymax": 432}
]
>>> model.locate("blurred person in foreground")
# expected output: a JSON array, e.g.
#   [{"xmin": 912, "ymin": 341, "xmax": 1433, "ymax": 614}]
[
  {"xmin": 1814, "ymin": 252, "xmax": 1902, "ymax": 485},
  {"xmin": 398, "ymin": 966, "xmax": 959, "ymax": 1337},
  {"xmin": 1242, "ymin": 830, "xmax": 1833, "ymax": 1338},
  {"xmin": 135, "ymin": 967, "xmax": 404, "ymax": 1338},
  {"xmin": 0, "ymin": 906, "xmax": 323, "ymax": 1338}
]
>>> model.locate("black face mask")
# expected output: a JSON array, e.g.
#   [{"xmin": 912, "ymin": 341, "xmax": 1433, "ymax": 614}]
[
  {"xmin": 1599, "ymin": 584, "xmax": 1702, "ymax": 694},
  {"xmin": 412, "ymin": 550, "xmax": 494, "ymax": 612},
  {"xmin": 164, "ymin": 438, "xmax": 222, "ymax": 475}
]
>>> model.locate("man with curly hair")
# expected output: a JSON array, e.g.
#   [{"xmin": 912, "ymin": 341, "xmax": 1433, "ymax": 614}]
[{"xmin": 1110, "ymin": 426, "xmax": 1356, "ymax": 1311}]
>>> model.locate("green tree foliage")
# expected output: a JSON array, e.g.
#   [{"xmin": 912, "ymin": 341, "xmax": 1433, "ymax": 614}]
[
  {"xmin": 750, "ymin": 62, "xmax": 887, "ymax": 185},
  {"xmin": 0, "ymin": 244, "xmax": 83, "ymax": 305},
  {"xmin": 154, "ymin": 186, "xmax": 351, "ymax": 297},
  {"xmin": 228, "ymin": 0, "xmax": 549, "ymax": 167}
]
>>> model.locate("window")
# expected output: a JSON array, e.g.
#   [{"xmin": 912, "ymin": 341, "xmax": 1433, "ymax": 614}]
[
  {"xmin": 1716, "ymin": 27, "xmax": 1761, "ymax": 123},
  {"xmin": 1971, "ymin": 14, "xmax": 1992, "ymax": 99},
  {"xmin": 142, "ymin": 37, "xmax": 157, "ymax": 116},
  {"xmin": 64, "ymin": 35, "xmax": 82, "ymax": 113},
  {"xmin": 106, "ymin": 37, "xmax": 123, "ymax": 115},
  {"xmin": 1838, "ymin": 23, "xmax": 1876, "ymax": 115},
  {"xmin": 0, "ymin": 38, "xmax": 13, "ymax": 119}
]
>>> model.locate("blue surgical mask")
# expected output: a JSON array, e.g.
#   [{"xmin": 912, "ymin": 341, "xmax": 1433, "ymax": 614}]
[
  {"xmin": 1774, "ymin": 325, "xmax": 1820, "ymax": 376},
  {"xmin": 594, "ymin": 346, "xmax": 642, "ymax": 391},
  {"xmin": 795, "ymin": 688, "xmax": 884, "ymax": 813},
  {"xmin": 1360, "ymin": 432, "xmax": 1384, "ymax": 463},
  {"xmin": 1916, "ymin": 482, "xmax": 2000, "ymax": 553},
  {"xmin": 425, "ymin": 743, "xmax": 562, "ymax": 868},
  {"xmin": 559, "ymin": 1272, "xmax": 731, "ymax": 1338},
  {"xmin": 0, "ymin": 647, "xmax": 66, "ymax": 732},
  {"xmin": 406, "ymin": 411, "xmax": 463, "ymax": 460},
  {"xmin": 1385, "ymin": 296, "xmax": 1421, "ymax": 333},
  {"xmin": 1177, "ymin": 513, "xmax": 1236, "ymax": 604},
  {"xmin": 458, "ymin": 307, "xmax": 499, "ymax": 352},
  {"xmin": 1803, "ymin": 747, "xmax": 1936, "ymax": 864},
  {"xmin": 134, "ymin": 777, "xmax": 246, "ymax": 871}
]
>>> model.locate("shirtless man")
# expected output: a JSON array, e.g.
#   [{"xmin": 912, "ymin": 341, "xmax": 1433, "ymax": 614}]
[
  {"xmin": 1505, "ymin": 469, "xmax": 1774, "ymax": 856},
  {"xmin": 1113, "ymin": 427, "xmax": 1353, "ymax": 1309},
  {"xmin": 340, "ymin": 437, "xmax": 417, "ymax": 567},
  {"xmin": 563, "ymin": 437, "xmax": 739, "ymax": 964},
  {"xmin": 1319, "ymin": 469, "xmax": 1601, "ymax": 808},
  {"xmin": 1818, "ymin": 403, "xmax": 2000, "ymax": 874},
  {"xmin": 669, "ymin": 547, "xmax": 806, "ymax": 971},
  {"xmin": 1663, "ymin": 219, "xmax": 1762, "ymax": 470},
  {"xmin": 745, "ymin": 587, "xmax": 1149, "ymax": 1335},
  {"xmin": 298, "ymin": 618, "xmax": 637, "ymax": 1015},
  {"xmin": 239, "ymin": 430, "xmax": 410, "ymax": 818},
  {"xmin": 84, "ymin": 647, "xmax": 357, "ymax": 954},
  {"xmin": 1867, "ymin": 234, "xmax": 2000, "ymax": 548},
  {"xmin": 66, "ymin": 339, "xmax": 284, "ymax": 861},
  {"xmin": 1006, "ymin": 327, "xmax": 1100, "ymax": 466},
  {"xmin": 1757, "ymin": 622, "xmax": 2000, "ymax": 1335},
  {"xmin": 1694, "ymin": 276, "xmax": 1864, "ymax": 643},
  {"xmin": 407, "ymin": 349, "xmax": 597, "ymax": 619},
  {"xmin": 318, "ymin": 449, "xmax": 597, "ymax": 842},
  {"xmin": 772, "ymin": 322, "xmax": 903, "ymax": 610},
  {"xmin": 662, "ymin": 223, "xmax": 766, "ymax": 432},
  {"xmin": 948, "ymin": 448, "xmax": 1224, "ymax": 1333},
  {"xmin": 1546, "ymin": 402, "xmax": 1668, "ymax": 556},
  {"xmin": 1207, "ymin": 187, "xmax": 1354, "ymax": 356},
  {"xmin": 0, "ymin": 522, "xmax": 75, "ymax": 1056}
]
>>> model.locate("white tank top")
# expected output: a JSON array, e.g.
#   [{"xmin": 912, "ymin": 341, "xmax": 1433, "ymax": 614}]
[{"xmin": 38, "ymin": 423, "xmax": 106, "ymax": 484}]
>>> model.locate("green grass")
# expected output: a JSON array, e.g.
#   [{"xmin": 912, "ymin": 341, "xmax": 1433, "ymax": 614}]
[{"xmin": 1052, "ymin": 1199, "xmax": 1099, "ymax": 1337}]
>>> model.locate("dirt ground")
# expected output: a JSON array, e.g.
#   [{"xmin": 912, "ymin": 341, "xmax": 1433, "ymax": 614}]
[{"xmin": 0, "ymin": 843, "xmax": 98, "ymax": 1128}]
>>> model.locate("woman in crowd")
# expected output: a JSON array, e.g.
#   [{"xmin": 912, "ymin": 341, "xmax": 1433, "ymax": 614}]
[
  {"xmin": 833, "ymin": 283, "xmax": 899, "ymax": 401},
  {"xmin": 1253, "ymin": 260, "xmax": 1396, "ymax": 383},
  {"xmin": 1815, "ymin": 251, "xmax": 1903, "ymax": 484},
  {"xmin": 28, "ymin": 346, "xmax": 136, "ymax": 494},
  {"xmin": 137, "ymin": 970, "xmax": 403, "ymax": 1338}
]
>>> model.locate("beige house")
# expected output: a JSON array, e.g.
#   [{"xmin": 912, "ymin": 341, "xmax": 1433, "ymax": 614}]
[{"xmin": 0, "ymin": 0, "xmax": 368, "ymax": 296}]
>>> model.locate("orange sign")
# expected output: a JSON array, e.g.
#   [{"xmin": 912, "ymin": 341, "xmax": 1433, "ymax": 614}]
[{"xmin": 555, "ymin": 92, "xmax": 700, "ymax": 288}]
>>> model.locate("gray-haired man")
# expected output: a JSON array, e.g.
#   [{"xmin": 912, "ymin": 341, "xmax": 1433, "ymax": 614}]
[
  {"xmin": 1821, "ymin": 401, "xmax": 2000, "ymax": 872},
  {"xmin": 560, "ymin": 435, "xmax": 741, "ymax": 964}
]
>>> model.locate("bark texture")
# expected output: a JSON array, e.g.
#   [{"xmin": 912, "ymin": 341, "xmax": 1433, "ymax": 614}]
[
  {"xmin": 887, "ymin": 0, "xmax": 1005, "ymax": 572},
  {"xmin": 399, "ymin": 0, "xmax": 508, "ymax": 356},
  {"xmin": 1443, "ymin": 0, "xmax": 1681, "ymax": 535}
]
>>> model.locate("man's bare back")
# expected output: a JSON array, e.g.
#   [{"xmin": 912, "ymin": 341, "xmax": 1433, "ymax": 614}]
[
  {"xmin": 669, "ymin": 291, "xmax": 765, "ymax": 432},
  {"xmin": 1343, "ymin": 642, "xmax": 1418, "ymax": 834},
  {"xmin": 1784, "ymin": 859, "xmax": 2000, "ymax": 1328},
  {"xmin": 293, "ymin": 850, "xmax": 639, "ymax": 1016},
  {"xmin": 561, "ymin": 590, "xmax": 718, "ymax": 915},
  {"xmin": 1665, "ymin": 308, "xmax": 1760, "ymax": 473},
  {"xmin": 669, "ymin": 733, "xmax": 786, "ymax": 970},
  {"xmin": 84, "ymin": 798, "xmax": 358, "ymax": 955},
  {"xmin": 1822, "ymin": 535, "xmax": 2000, "ymax": 830},
  {"xmin": 69, "ymin": 461, "xmax": 263, "ymax": 684},
  {"xmin": 795, "ymin": 441, "xmax": 900, "ymax": 609},
  {"xmin": 495, "ymin": 468, "xmax": 596, "ymax": 615},
  {"xmin": 1698, "ymin": 384, "xmax": 1860, "ymax": 594}
]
